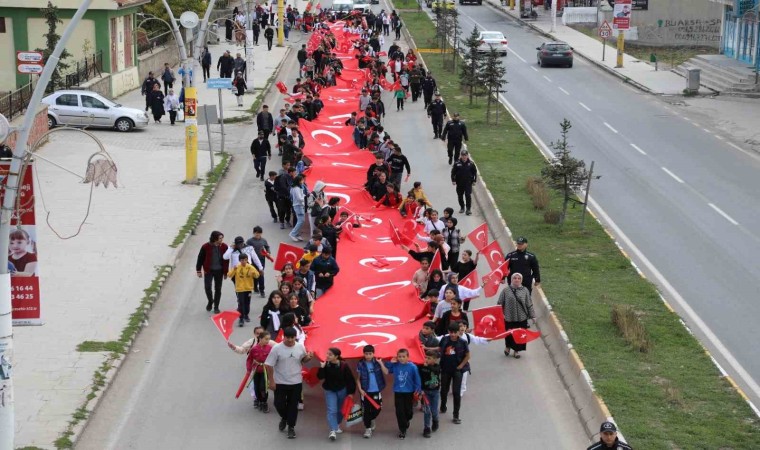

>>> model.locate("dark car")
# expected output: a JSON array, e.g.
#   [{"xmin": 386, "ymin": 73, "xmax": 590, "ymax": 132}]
[{"xmin": 536, "ymin": 41, "xmax": 574, "ymax": 68}]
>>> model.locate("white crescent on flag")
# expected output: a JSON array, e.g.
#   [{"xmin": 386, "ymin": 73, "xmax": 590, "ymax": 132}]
[
  {"xmin": 339, "ymin": 314, "xmax": 402, "ymax": 328},
  {"xmin": 310, "ymin": 129, "xmax": 344, "ymax": 146},
  {"xmin": 356, "ymin": 281, "xmax": 412, "ymax": 301},
  {"xmin": 332, "ymin": 332, "xmax": 398, "ymax": 349}
]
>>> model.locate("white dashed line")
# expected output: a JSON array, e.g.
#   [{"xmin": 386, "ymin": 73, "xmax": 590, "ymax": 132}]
[
  {"xmin": 683, "ymin": 116, "xmax": 691, "ymax": 121},
  {"xmin": 630, "ymin": 143, "xmax": 646, "ymax": 155},
  {"xmin": 715, "ymin": 135, "xmax": 724, "ymax": 140},
  {"xmin": 603, "ymin": 122, "xmax": 618, "ymax": 133},
  {"xmin": 661, "ymin": 167, "xmax": 684, "ymax": 184},
  {"xmin": 578, "ymin": 102, "xmax": 591, "ymax": 111},
  {"xmin": 703, "ymin": 128, "xmax": 711, "ymax": 133},
  {"xmin": 728, "ymin": 142, "xmax": 744, "ymax": 151},
  {"xmin": 708, "ymin": 203, "xmax": 739, "ymax": 225},
  {"xmin": 692, "ymin": 122, "xmax": 701, "ymax": 128},
  {"xmin": 558, "ymin": 87, "xmax": 570, "ymax": 95},
  {"xmin": 543, "ymin": 75, "xmax": 552, "ymax": 83},
  {"xmin": 510, "ymin": 49, "xmax": 526, "ymax": 62},
  {"xmin": 531, "ymin": 66, "xmax": 539, "ymax": 72}
]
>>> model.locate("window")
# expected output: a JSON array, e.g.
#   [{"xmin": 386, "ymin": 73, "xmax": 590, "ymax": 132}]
[
  {"xmin": 81, "ymin": 95, "xmax": 107, "ymax": 109},
  {"xmin": 0, "ymin": 18, "xmax": 6, "ymax": 34},
  {"xmin": 55, "ymin": 94, "xmax": 79, "ymax": 107}
]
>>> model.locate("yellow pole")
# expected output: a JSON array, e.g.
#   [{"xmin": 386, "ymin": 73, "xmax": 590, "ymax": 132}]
[
  {"xmin": 509, "ymin": 0, "xmax": 514, "ymax": 10},
  {"xmin": 184, "ymin": 86, "xmax": 198, "ymax": 183},
  {"xmin": 277, "ymin": 0, "xmax": 285, "ymax": 46},
  {"xmin": 616, "ymin": 32, "xmax": 624, "ymax": 68}
]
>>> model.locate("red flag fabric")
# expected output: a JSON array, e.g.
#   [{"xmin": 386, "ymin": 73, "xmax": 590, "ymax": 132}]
[
  {"xmin": 235, "ymin": 370, "xmax": 252, "ymax": 398},
  {"xmin": 341, "ymin": 395, "xmax": 354, "ymax": 417},
  {"xmin": 482, "ymin": 260, "xmax": 509, "ymax": 297},
  {"xmin": 362, "ymin": 391, "xmax": 381, "ymax": 409},
  {"xmin": 458, "ymin": 270, "xmax": 479, "ymax": 301},
  {"xmin": 481, "ymin": 240, "xmax": 505, "ymax": 271},
  {"xmin": 276, "ymin": 81, "xmax": 288, "ymax": 94},
  {"xmin": 212, "ymin": 310, "xmax": 240, "ymax": 341},
  {"xmin": 505, "ymin": 328, "xmax": 541, "ymax": 345},
  {"xmin": 341, "ymin": 221, "xmax": 355, "ymax": 242},
  {"xmin": 302, "ymin": 367, "xmax": 320, "ymax": 387},
  {"xmin": 428, "ymin": 249, "xmax": 442, "ymax": 273},
  {"xmin": 273, "ymin": 243, "xmax": 305, "ymax": 271},
  {"xmin": 471, "ymin": 305, "xmax": 508, "ymax": 340},
  {"xmin": 467, "ymin": 222, "xmax": 489, "ymax": 252}
]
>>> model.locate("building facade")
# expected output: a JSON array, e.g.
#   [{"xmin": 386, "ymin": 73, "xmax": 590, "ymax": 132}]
[{"xmin": 711, "ymin": 0, "xmax": 759, "ymax": 65}]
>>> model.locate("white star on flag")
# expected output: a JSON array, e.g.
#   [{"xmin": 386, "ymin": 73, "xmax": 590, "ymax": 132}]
[
  {"xmin": 337, "ymin": 99, "xmax": 347, "ymax": 104},
  {"xmin": 320, "ymin": 143, "xmax": 332, "ymax": 147},
  {"xmin": 348, "ymin": 340, "xmax": 370, "ymax": 349}
]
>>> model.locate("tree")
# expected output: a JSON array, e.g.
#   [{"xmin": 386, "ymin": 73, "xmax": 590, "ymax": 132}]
[
  {"xmin": 479, "ymin": 48, "xmax": 506, "ymax": 124},
  {"xmin": 541, "ymin": 119, "xmax": 590, "ymax": 228},
  {"xmin": 37, "ymin": 1, "xmax": 72, "ymax": 92},
  {"xmin": 142, "ymin": 0, "xmax": 207, "ymax": 31},
  {"xmin": 445, "ymin": 9, "xmax": 460, "ymax": 73},
  {"xmin": 460, "ymin": 26, "xmax": 483, "ymax": 105}
]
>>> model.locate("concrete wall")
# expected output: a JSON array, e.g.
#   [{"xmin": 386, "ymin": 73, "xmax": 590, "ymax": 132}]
[
  {"xmin": 138, "ymin": 45, "xmax": 181, "ymax": 83},
  {"xmin": 80, "ymin": 73, "xmax": 113, "ymax": 98},
  {"xmin": 0, "ymin": 17, "xmax": 16, "ymax": 92},
  {"xmin": 111, "ymin": 66, "xmax": 140, "ymax": 98},
  {"xmin": 27, "ymin": 17, "xmax": 96, "ymax": 64},
  {"xmin": 603, "ymin": 0, "xmax": 723, "ymax": 47}
]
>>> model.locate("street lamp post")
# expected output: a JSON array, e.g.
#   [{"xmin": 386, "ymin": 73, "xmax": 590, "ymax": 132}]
[
  {"xmin": 0, "ymin": 0, "xmax": 95, "ymax": 447},
  {"xmin": 240, "ymin": 0, "xmax": 255, "ymax": 92}
]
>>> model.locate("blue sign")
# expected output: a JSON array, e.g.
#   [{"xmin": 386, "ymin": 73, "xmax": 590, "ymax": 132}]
[{"xmin": 207, "ymin": 78, "xmax": 232, "ymax": 89}]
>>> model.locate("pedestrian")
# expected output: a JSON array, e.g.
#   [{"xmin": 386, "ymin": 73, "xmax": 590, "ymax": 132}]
[
  {"xmin": 246, "ymin": 226, "xmax": 271, "ymax": 297},
  {"xmin": 441, "ymin": 112, "xmax": 469, "ymax": 165},
  {"xmin": 251, "ymin": 130, "xmax": 272, "ymax": 180},
  {"xmin": 201, "ymin": 47, "xmax": 212, "ymax": 81},
  {"xmin": 163, "ymin": 89, "xmax": 180, "ymax": 125},
  {"xmin": 234, "ymin": 53, "xmax": 247, "ymax": 79},
  {"xmin": 310, "ymin": 247, "xmax": 339, "ymax": 298},
  {"xmin": 497, "ymin": 273, "xmax": 536, "ymax": 359},
  {"xmin": 141, "ymin": 72, "xmax": 159, "ymax": 111},
  {"xmin": 436, "ymin": 296, "xmax": 469, "ymax": 336},
  {"xmin": 223, "ymin": 236, "xmax": 264, "ymax": 277},
  {"xmin": 374, "ymin": 183, "xmax": 403, "ymax": 209},
  {"xmin": 289, "ymin": 175, "xmax": 307, "ymax": 242},
  {"xmin": 588, "ymin": 421, "xmax": 633, "ymax": 450},
  {"xmin": 316, "ymin": 347, "xmax": 357, "ymax": 441},
  {"xmin": 504, "ymin": 236, "xmax": 541, "ymax": 293},
  {"xmin": 356, "ymin": 344, "xmax": 388, "ymax": 438},
  {"xmin": 456, "ymin": 321, "xmax": 489, "ymax": 397},
  {"xmin": 427, "ymin": 93, "xmax": 446, "ymax": 139},
  {"xmin": 257, "ymin": 104, "xmax": 275, "ymax": 138},
  {"xmin": 383, "ymin": 348, "xmax": 422, "ymax": 440},
  {"xmin": 419, "ymin": 320, "xmax": 441, "ymax": 351},
  {"xmin": 160, "ymin": 63, "xmax": 175, "ymax": 96},
  {"xmin": 195, "ymin": 231, "xmax": 228, "ymax": 313},
  {"xmin": 411, "ymin": 258, "xmax": 430, "ymax": 295},
  {"xmin": 252, "ymin": 21, "xmax": 261, "ymax": 45},
  {"xmin": 451, "ymin": 150, "xmax": 477, "ymax": 215},
  {"xmin": 264, "ymin": 171, "xmax": 279, "ymax": 223},
  {"xmin": 260, "ymin": 290, "xmax": 286, "ymax": 336},
  {"xmin": 411, "ymin": 290, "xmax": 440, "ymax": 322},
  {"xmin": 450, "ymin": 250, "xmax": 479, "ymax": 311},
  {"xmin": 227, "ymin": 254, "xmax": 260, "ymax": 326},
  {"xmin": 233, "ymin": 72, "xmax": 247, "ymax": 107},
  {"xmin": 217, "ymin": 50, "xmax": 234, "ymax": 78},
  {"xmin": 264, "ymin": 327, "xmax": 314, "ymax": 439},
  {"xmin": 409, "ymin": 66, "xmax": 422, "ymax": 102},
  {"xmin": 393, "ymin": 14, "xmax": 403, "ymax": 39},
  {"xmin": 442, "ymin": 217, "xmax": 461, "ymax": 271},
  {"xmin": 265, "ymin": 25, "xmax": 275, "ymax": 50},
  {"xmin": 418, "ymin": 349, "xmax": 441, "ymax": 437},
  {"xmin": 438, "ymin": 321, "xmax": 470, "ymax": 424},
  {"xmin": 421, "ymin": 72, "xmax": 437, "ymax": 108},
  {"xmin": 149, "ymin": 83, "xmax": 165, "ymax": 123},
  {"xmin": 275, "ymin": 166, "xmax": 296, "ymax": 229}
]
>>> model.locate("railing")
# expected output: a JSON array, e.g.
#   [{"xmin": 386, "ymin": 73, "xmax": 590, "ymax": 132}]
[
  {"xmin": 137, "ymin": 28, "xmax": 174, "ymax": 55},
  {"xmin": 0, "ymin": 82, "xmax": 34, "ymax": 121},
  {"xmin": 47, "ymin": 51, "xmax": 103, "ymax": 92}
]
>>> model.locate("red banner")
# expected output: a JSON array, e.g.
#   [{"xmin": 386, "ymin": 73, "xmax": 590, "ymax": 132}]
[
  {"xmin": 471, "ymin": 305, "xmax": 507, "ymax": 340},
  {"xmin": 467, "ymin": 222, "xmax": 489, "ymax": 252},
  {"xmin": 481, "ymin": 240, "xmax": 505, "ymax": 271},
  {"xmin": 1, "ymin": 162, "xmax": 41, "ymax": 325},
  {"xmin": 458, "ymin": 270, "xmax": 479, "ymax": 301},
  {"xmin": 482, "ymin": 260, "xmax": 509, "ymax": 297},
  {"xmin": 505, "ymin": 327, "xmax": 541, "ymax": 345}
]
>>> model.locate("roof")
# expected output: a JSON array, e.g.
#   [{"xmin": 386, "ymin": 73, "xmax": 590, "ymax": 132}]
[{"xmin": 114, "ymin": 0, "xmax": 152, "ymax": 8}]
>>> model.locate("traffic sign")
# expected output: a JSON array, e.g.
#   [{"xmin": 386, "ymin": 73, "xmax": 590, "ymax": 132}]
[
  {"xmin": 206, "ymin": 77, "xmax": 232, "ymax": 90},
  {"xmin": 16, "ymin": 51, "xmax": 44, "ymax": 75},
  {"xmin": 599, "ymin": 21, "xmax": 612, "ymax": 39}
]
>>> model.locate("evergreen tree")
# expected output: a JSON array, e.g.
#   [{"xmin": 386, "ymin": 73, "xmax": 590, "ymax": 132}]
[
  {"xmin": 541, "ymin": 119, "xmax": 590, "ymax": 228},
  {"xmin": 479, "ymin": 48, "xmax": 506, "ymax": 123},
  {"xmin": 37, "ymin": 1, "xmax": 72, "ymax": 91},
  {"xmin": 460, "ymin": 27, "xmax": 482, "ymax": 105}
]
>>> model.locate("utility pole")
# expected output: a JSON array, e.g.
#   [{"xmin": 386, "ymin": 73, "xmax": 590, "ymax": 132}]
[
  {"xmin": 550, "ymin": 0, "xmax": 557, "ymax": 32},
  {"xmin": 0, "ymin": 1, "xmax": 95, "ymax": 447},
  {"xmin": 580, "ymin": 161, "xmax": 595, "ymax": 230},
  {"xmin": 277, "ymin": 0, "xmax": 285, "ymax": 46},
  {"xmin": 240, "ymin": 0, "xmax": 254, "ymax": 92}
]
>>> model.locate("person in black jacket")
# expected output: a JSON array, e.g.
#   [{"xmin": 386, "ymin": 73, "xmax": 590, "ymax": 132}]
[
  {"xmin": 264, "ymin": 25, "xmax": 275, "ymax": 51},
  {"xmin": 250, "ymin": 131, "xmax": 272, "ymax": 180},
  {"xmin": 587, "ymin": 422, "xmax": 633, "ymax": 450},
  {"xmin": 504, "ymin": 236, "xmax": 541, "ymax": 293},
  {"xmin": 450, "ymin": 150, "xmax": 477, "ymax": 215},
  {"xmin": 217, "ymin": 51, "xmax": 234, "ymax": 78},
  {"xmin": 441, "ymin": 113, "xmax": 469, "ymax": 165},
  {"xmin": 317, "ymin": 347, "xmax": 357, "ymax": 440},
  {"xmin": 426, "ymin": 93, "xmax": 447, "ymax": 139},
  {"xmin": 200, "ymin": 47, "xmax": 212, "ymax": 82},
  {"xmin": 275, "ymin": 167, "xmax": 296, "ymax": 229},
  {"xmin": 264, "ymin": 171, "xmax": 279, "ymax": 223},
  {"xmin": 297, "ymin": 44, "xmax": 308, "ymax": 69},
  {"xmin": 421, "ymin": 73, "xmax": 437, "ymax": 108},
  {"xmin": 386, "ymin": 145, "xmax": 411, "ymax": 187},
  {"xmin": 369, "ymin": 173, "xmax": 390, "ymax": 201},
  {"xmin": 141, "ymin": 72, "xmax": 160, "ymax": 111},
  {"xmin": 256, "ymin": 104, "xmax": 274, "ymax": 137}
]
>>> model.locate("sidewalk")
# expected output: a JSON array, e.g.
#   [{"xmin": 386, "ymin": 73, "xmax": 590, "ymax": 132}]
[
  {"xmin": 12, "ymin": 38, "xmax": 291, "ymax": 448},
  {"xmin": 484, "ymin": 0, "xmax": 711, "ymax": 95}
]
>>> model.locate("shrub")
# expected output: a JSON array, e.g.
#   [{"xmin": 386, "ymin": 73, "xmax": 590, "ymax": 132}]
[
  {"xmin": 543, "ymin": 209, "xmax": 561, "ymax": 224},
  {"xmin": 611, "ymin": 304, "xmax": 652, "ymax": 353}
]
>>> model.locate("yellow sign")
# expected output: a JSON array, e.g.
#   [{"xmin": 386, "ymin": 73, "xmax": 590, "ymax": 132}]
[{"xmin": 185, "ymin": 86, "xmax": 198, "ymax": 183}]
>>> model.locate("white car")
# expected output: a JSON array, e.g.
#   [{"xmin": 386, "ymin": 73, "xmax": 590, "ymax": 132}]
[
  {"xmin": 478, "ymin": 31, "xmax": 508, "ymax": 57},
  {"xmin": 42, "ymin": 90, "xmax": 150, "ymax": 132}
]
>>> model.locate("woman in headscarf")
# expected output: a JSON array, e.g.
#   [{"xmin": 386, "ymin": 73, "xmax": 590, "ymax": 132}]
[
  {"xmin": 149, "ymin": 83, "xmax": 165, "ymax": 123},
  {"xmin": 497, "ymin": 273, "xmax": 536, "ymax": 359}
]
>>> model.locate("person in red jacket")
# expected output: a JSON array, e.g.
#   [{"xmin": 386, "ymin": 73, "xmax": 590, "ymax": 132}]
[{"xmin": 196, "ymin": 230, "xmax": 229, "ymax": 313}]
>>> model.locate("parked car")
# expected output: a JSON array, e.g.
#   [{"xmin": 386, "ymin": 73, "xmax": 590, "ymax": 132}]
[
  {"xmin": 478, "ymin": 31, "xmax": 508, "ymax": 57},
  {"xmin": 42, "ymin": 90, "xmax": 149, "ymax": 132},
  {"xmin": 536, "ymin": 41, "xmax": 574, "ymax": 67},
  {"xmin": 430, "ymin": 0, "xmax": 455, "ymax": 11}
]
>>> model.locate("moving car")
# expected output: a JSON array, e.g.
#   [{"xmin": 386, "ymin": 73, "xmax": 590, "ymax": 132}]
[
  {"xmin": 478, "ymin": 31, "xmax": 508, "ymax": 57},
  {"xmin": 42, "ymin": 90, "xmax": 149, "ymax": 132},
  {"xmin": 536, "ymin": 41, "xmax": 574, "ymax": 67},
  {"xmin": 333, "ymin": 0, "xmax": 355, "ymax": 15}
]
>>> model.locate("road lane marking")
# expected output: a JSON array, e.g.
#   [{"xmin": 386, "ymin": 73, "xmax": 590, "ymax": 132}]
[
  {"xmin": 692, "ymin": 122, "xmax": 701, "ymax": 127},
  {"xmin": 630, "ymin": 143, "xmax": 646, "ymax": 155},
  {"xmin": 661, "ymin": 167, "xmax": 684, "ymax": 183},
  {"xmin": 543, "ymin": 75, "xmax": 552, "ymax": 82},
  {"xmin": 531, "ymin": 66, "xmax": 539, "ymax": 72},
  {"xmin": 715, "ymin": 135, "xmax": 724, "ymax": 140},
  {"xmin": 603, "ymin": 122, "xmax": 618, "ymax": 133},
  {"xmin": 578, "ymin": 102, "xmax": 591, "ymax": 111},
  {"xmin": 709, "ymin": 203, "xmax": 739, "ymax": 225},
  {"xmin": 728, "ymin": 142, "xmax": 744, "ymax": 151},
  {"xmin": 683, "ymin": 116, "xmax": 691, "ymax": 121},
  {"xmin": 703, "ymin": 128, "xmax": 711, "ymax": 133},
  {"xmin": 510, "ymin": 49, "xmax": 526, "ymax": 62},
  {"xmin": 558, "ymin": 87, "xmax": 570, "ymax": 95}
]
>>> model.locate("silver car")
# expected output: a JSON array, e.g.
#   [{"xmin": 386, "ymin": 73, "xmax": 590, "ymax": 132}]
[
  {"xmin": 478, "ymin": 31, "xmax": 508, "ymax": 57},
  {"xmin": 42, "ymin": 90, "xmax": 149, "ymax": 132}
]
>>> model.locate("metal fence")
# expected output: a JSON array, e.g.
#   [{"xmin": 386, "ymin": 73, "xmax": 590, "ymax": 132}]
[
  {"xmin": 0, "ymin": 82, "xmax": 34, "ymax": 121},
  {"xmin": 61, "ymin": 51, "xmax": 103, "ymax": 90},
  {"xmin": 137, "ymin": 28, "xmax": 174, "ymax": 55}
]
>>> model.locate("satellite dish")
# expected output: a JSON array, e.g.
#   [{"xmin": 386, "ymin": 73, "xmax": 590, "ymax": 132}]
[
  {"xmin": 179, "ymin": 11, "xmax": 199, "ymax": 29},
  {"xmin": 0, "ymin": 114, "xmax": 10, "ymax": 144}
]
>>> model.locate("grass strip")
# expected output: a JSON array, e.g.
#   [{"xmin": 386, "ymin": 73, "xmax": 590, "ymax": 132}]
[{"xmin": 402, "ymin": 9, "xmax": 760, "ymax": 449}]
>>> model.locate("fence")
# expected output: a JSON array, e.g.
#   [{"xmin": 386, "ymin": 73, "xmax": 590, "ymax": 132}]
[
  {"xmin": 137, "ymin": 28, "xmax": 175, "ymax": 55},
  {"xmin": 62, "ymin": 51, "xmax": 104, "ymax": 89},
  {"xmin": 0, "ymin": 81, "xmax": 34, "ymax": 121}
]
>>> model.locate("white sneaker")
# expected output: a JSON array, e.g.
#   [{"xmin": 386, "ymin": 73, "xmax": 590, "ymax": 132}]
[
  {"xmin": 297, "ymin": 402, "xmax": 304, "ymax": 410},
  {"xmin": 335, "ymin": 428, "xmax": 343, "ymax": 434},
  {"xmin": 363, "ymin": 428, "xmax": 373, "ymax": 438},
  {"xmin": 371, "ymin": 419, "xmax": 376, "ymax": 430},
  {"xmin": 328, "ymin": 430, "xmax": 337, "ymax": 441}
]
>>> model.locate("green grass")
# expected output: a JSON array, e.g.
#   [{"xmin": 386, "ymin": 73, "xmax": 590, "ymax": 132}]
[
  {"xmin": 395, "ymin": 0, "xmax": 423, "ymax": 9},
  {"xmin": 76, "ymin": 341, "xmax": 126, "ymax": 353},
  {"xmin": 403, "ymin": 9, "xmax": 760, "ymax": 449},
  {"xmin": 403, "ymin": 12, "xmax": 440, "ymax": 49}
]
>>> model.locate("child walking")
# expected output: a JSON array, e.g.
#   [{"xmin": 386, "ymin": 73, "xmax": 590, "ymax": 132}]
[
  {"xmin": 228, "ymin": 326, "xmax": 273, "ymax": 411},
  {"xmin": 356, "ymin": 344, "xmax": 389, "ymax": 439},
  {"xmin": 227, "ymin": 254, "xmax": 260, "ymax": 326},
  {"xmin": 418, "ymin": 350, "xmax": 441, "ymax": 437},
  {"xmin": 383, "ymin": 348, "xmax": 422, "ymax": 439}
]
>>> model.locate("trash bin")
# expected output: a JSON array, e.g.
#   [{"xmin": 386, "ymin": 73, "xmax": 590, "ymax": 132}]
[
  {"xmin": 687, "ymin": 68, "xmax": 701, "ymax": 92},
  {"xmin": 207, "ymin": 23, "xmax": 220, "ymax": 45}
]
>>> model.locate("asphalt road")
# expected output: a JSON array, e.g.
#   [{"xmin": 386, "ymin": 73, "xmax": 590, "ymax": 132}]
[
  {"xmin": 75, "ymin": 34, "xmax": 589, "ymax": 449},
  {"xmin": 447, "ymin": 4, "xmax": 760, "ymax": 405}
]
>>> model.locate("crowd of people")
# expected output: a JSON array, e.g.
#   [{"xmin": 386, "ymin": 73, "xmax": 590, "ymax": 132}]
[{"xmin": 191, "ymin": 5, "xmax": 629, "ymax": 449}]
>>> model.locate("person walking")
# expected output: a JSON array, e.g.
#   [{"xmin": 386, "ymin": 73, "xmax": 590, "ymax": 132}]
[
  {"xmin": 265, "ymin": 25, "xmax": 275, "ymax": 51},
  {"xmin": 275, "ymin": 166, "xmax": 296, "ymax": 229},
  {"xmin": 387, "ymin": 145, "xmax": 411, "ymax": 188},
  {"xmin": 289, "ymin": 175, "xmax": 307, "ymax": 242},
  {"xmin": 427, "ymin": 93, "xmax": 446, "ymax": 139},
  {"xmin": 450, "ymin": 150, "xmax": 477, "ymax": 215},
  {"xmin": 316, "ymin": 348, "xmax": 357, "ymax": 441},
  {"xmin": 356, "ymin": 345, "xmax": 388, "ymax": 439},
  {"xmin": 418, "ymin": 349, "xmax": 441, "ymax": 437},
  {"xmin": 264, "ymin": 171, "xmax": 279, "ymax": 224},
  {"xmin": 233, "ymin": 53, "xmax": 247, "ymax": 80},
  {"xmin": 251, "ymin": 130, "xmax": 272, "ymax": 180},
  {"xmin": 265, "ymin": 327, "xmax": 314, "ymax": 439},
  {"xmin": 252, "ymin": 20, "xmax": 261, "ymax": 45},
  {"xmin": 409, "ymin": 66, "xmax": 423, "ymax": 102},
  {"xmin": 217, "ymin": 50, "xmax": 234, "ymax": 78},
  {"xmin": 195, "ymin": 231, "xmax": 229, "ymax": 313},
  {"xmin": 257, "ymin": 104, "xmax": 275, "ymax": 138},
  {"xmin": 246, "ymin": 226, "xmax": 271, "ymax": 296},
  {"xmin": 233, "ymin": 72, "xmax": 247, "ymax": 107},
  {"xmin": 163, "ymin": 89, "xmax": 180, "ymax": 125},
  {"xmin": 394, "ymin": 83, "xmax": 406, "ymax": 112},
  {"xmin": 504, "ymin": 236, "xmax": 541, "ymax": 294},
  {"xmin": 201, "ymin": 47, "xmax": 212, "ymax": 81},
  {"xmin": 588, "ymin": 421, "xmax": 633, "ymax": 450},
  {"xmin": 421, "ymin": 72, "xmax": 437, "ymax": 109},
  {"xmin": 383, "ymin": 348, "xmax": 422, "ymax": 440},
  {"xmin": 497, "ymin": 273, "xmax": 536, "ymax": 359},
  {"xmin": 438, "ymin": 321, "xmax": 470, "ymax": 424},
  {"xmin": 160, "ymin": 63, "xmax": 175, "ymax": 96},
  {"xmin": 310, "ymin": 248, "xmax": 339, "ymax": 298},
  {"xmin": 227, "ymin": 254, "xmax": 260, "ymax": 326},
  {"xmin": 441, "ymin": 112, "xmax": 469, "ymax": 165},
  {"xmin": 141, "ymin": 72, "xmax": 159, "ymax": 111},
  {"xmin": 297, "ymin": 44, "xmax": 308, "ymax": 69},
  {"xmin": 149, "ymin": 84, "xmax": 165, "ymax": 123}
]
